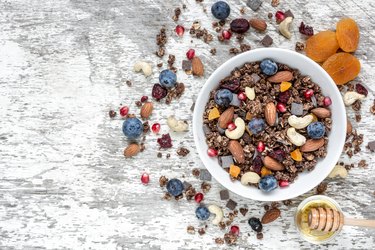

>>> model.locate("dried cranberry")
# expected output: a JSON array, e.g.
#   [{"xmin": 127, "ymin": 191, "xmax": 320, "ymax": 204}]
[
  {"xmin": 141, "ymin": 96, "xmax": 148, "ymax": 102},
  {"xmin": 252, "ymin": 155, "xmax": 263, "ymax": 174},
  {"xmin": 152, "ymin": 84, "xmax": 168, "ymax": 100},
  {"xmin": 157, "ymin": 134, "xmax": 173, "ymax": 148},
  {"xmin": 221, "ymin": 79, "xmax": 240, "ymax": 93},
  {"xmin": 230, "ymin": 18, "xmax": 250, "ymax": 34},
  {"xmin": 355, "ymin": 83, "xmax": 368, "ymax": 96},
  {"xmin": 268, "ymin": 148, "xmax": 286, "ymax": 162},
  {"xmin": 299, "ymin": 22, "xmax": 314, "ymax": 36},
  {"xmin": 277, "ymin": 90, "xmax": 291, "ymax": 103}
]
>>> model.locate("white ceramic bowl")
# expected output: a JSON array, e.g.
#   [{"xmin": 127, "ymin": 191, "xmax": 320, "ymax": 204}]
[{"xmin": 193, "ymin": 48, "xmax": 346, "ymax": 201}]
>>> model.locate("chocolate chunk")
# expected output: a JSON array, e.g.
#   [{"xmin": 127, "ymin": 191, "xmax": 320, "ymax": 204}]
[
  {"xmin": 291, "ymin": 102, "xmax": 303, "ymax": 116},
  {"xmin": 367, "ymin": 141, "xmax": 375, "ymax": 152},
  {"xmin": 220, "ymin": 189, "xmax": 230, "ymax": 200},
  {"xmin": 183, "ymin": 181, "xmax": 192, "ymax": 190},
  {"xmin": 199, "ymin": 169, "xmax": 212, "ymax": 181},
  {"xmin": 226, "ymin": 199, "xmax": 237, "ymax": 210},
  {"xmin": 182, "ymin": 60, "xmax": 192, "ymax": 74},
  {"xmin": 251, "ymin": 73, "xmax": 261, "ymax": 83},
  {"xmin": 230, "ymin": 94, "xmax": 241, "ymax": 107},
  {"xmin": 202, "ymin": 124, "xmax": 211, "ymax": 135},
  {"xmin": 218, "ymin": 155, "xmax": 234, "ymax": 168},
  {"xmin": 239, "ymin": 207, "xmax": 249, "ymax": 216},
  {"xmin": 284, "ymin": 9, "xmax": 294, "ymax": 19},
  {"xmin": 260, "ymin": 35, "xmax": 273, "ymax": 47},
  {"xmin": 247, "ymin": 0, "xmax": 262, "ymax": 11}
]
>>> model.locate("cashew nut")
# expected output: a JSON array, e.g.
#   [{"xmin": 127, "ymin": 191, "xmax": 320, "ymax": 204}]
[
  {"xmin": 225, "ymin": 117, "xmax": 245, "ymax": 139},
  {"xmin": 328, "ymin": 165, "xmax": 348, "ymax": 178},
  {"xmin": 288, "ymin": 114, "xmax": 314, "ymax": 129},
  {"xmin": 343, "ymin": 91, "xmax": 365, "ymax": 106},
  {"xmin": 208, "ymin": 205, "xmax": 224, "ymax": 225},
  {"xmin": 287, "ymin": 127, "xmax": 306, "ymax": 146},
  {"xmin": 279, "ymin": 17, "xmax": 293, "ymax": 39},
  {"xmin": 167, "ymin": 116, "xmax": 188, "ymax": 132},
  {"xmin": 241, "ymin": 172, "xmax": 260, "ymax": 185},
  {"xmin": 245, "ymin": 87, "xmax": 255, "ymax": 100},
  {"xmin": 133, "ymin": 61, "xmax": 152, "ymax": 77}
]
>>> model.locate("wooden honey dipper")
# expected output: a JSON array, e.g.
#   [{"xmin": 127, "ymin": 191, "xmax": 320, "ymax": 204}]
[{"xmin": 308, "ymin": 207, "xmax": 375, "ymax": 232}]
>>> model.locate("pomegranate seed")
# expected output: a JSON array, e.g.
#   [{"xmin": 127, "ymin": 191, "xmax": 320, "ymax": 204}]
[
  {"xmin": 275, "ymin": 11, "xmax": 285, "ymax": 23},
  {"xmin": 237, "ymin": 92, "xmax": 247, "ymax": 101},
  {"xmin": 207, "ymin": 148, "xmax": 218, "ymax": 157},
  {"xmin": 119, "ymin": 106, "xmax": 129, "ymax": 117},
  {"xmin": 227, "ymin": 122, "xmax": 236, "ymax": 131},
  {"xmin": 323, "ymin": 96, "xmax": 332, "ymax": 107},
  {"xmin": 151, "ymin": 123, "xmax": 161, "ymax": 133},
  {"xmin": 194, "ymin": 192, "xmax": 204, "ymax": 203},
  {"xmin": 175, "ymin": 25, "xmax": 185, "ymax": 37},
  {"xmin": 222, "ymin": 30, "xmax": 232, "ymax": 40},
  {"xmin": 141, "ymin": 96, "xmax": 148, "ymax": 102},
  {"xmin": 279, "ymin": 180, "xmax": 289, "ymax": 187},
  {"xmin": 257, "ymin": 141, "xmax": 265, "ymax": 153},
  {"xmin": 186, "ymin": 49, "xmax": 195, "ymax": 60},
  {"xmin": 230, "ymin": 225, "xmax": 240, "ymax": 236},
  {"xmin": 276, "ymin": 102, "xmax": 287, "ymax": 113},
  {"xmin": 141, "ymin": 173, "xmax": 150, "ymax": 185},
  {"xmin": 304, "ymin": 89, "xmax": 314, "ymax": 99}
]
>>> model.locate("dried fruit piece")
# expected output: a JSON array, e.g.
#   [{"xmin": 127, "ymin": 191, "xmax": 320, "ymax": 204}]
[
  {"xmin": 336, "ymin": 18, "xmax": 359, "ymax": 52},
  {"xmin": 322, "ymin": 52, "xmax": 361, "ymax": 85},
  {"xmin": 280, "ymin": 81, "xmax": 292, "ymax": 92},
  {"xmin": 229, "ymin": 164, "xmax": 241, "ymax": 178},
  {"xmin": 208, "ymin": 107, "xmax": 220, "ymax": 120},
  {"xmin": 305, "ymin": 31, "xmax": 339, "ymax": 62},
  {"xmin": 290, "ymin": 148, "xmax": 302, "ymax": 161},
  {"xmin": 260, "ymin": 167, "xmax": 272, "ymax": 177},
  {"xmin": 355, "ymin": 83, "xmax": 368, "ymax": 96},
  {"xmin": 152, "ymin": 84, "xmax": 168, "ymax": 100},
  {"xmin": 299, "ymin": 22, "xmax": 314, "ymax": 36},
  {"xmin": 157, "ymin": 134, "xmax": 173, "ymax": 148}
]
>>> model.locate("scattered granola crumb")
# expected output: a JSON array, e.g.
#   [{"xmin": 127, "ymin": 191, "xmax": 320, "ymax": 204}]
[
  {"xmin": 316, "ymin": 182, "xmax": 328, "ymax": 194},
  {"xmin": 163, "ymin": 192, "xmax": 172, "ymax": 200},
  {"xmin": 139, "ymin": 143, "xmax": 145, "ymax": 152},
  {"xmin": 126, "ymin": 80, "xmax": 132, "ymax": 87},
  {"xmin": 159, "ymin": 176, "xmax": 168, "ymax": 187},
  {"xmin": 192, "ymin": 168, "xmax": 200, "ymax": 177},
  {"xmin": 187, "ymin": 225, "xmax": 195, "ymax": 234},
  {"xmin": 224, "ymin": 233, "xmax": 238, "ymax": 245},
  {"xmin": 239, "ymin": 208, "xmax": 249, "ymax": 216},
  {"xmin": 271, "ymin": 0, "xmax": 280, "ymax": 7},
  {"xmin": 168, "ymin": 54, "xmax": 176, "ymax": 70},
  {"xmin": 157, "ymin": 62, "xmax": 163, "ymax": 68},
  {"xmin": 370, "ymin": 100, "xmax": 375, "ymax": 114},
  {"xmin": 185, "ymin": 186, "xmax": 197, "ymax": 200},
  {"xmin": 283, "ymin": 199, "xmax": 292, "ymax": 206},
  {"xmin": 201, "ymin": 182, "xmax": 212, "ymax": 193},
  {"xmin": 240, "ymin": 7, "xmax": 245, "ymax": 14},
  {"xmin": 157, "ymin": 152, "xmax": 162, "ymax": 158},
  {"xmin": 135, "ymin": 101, "xmax": 142, "ymax": 107},
  {"xmin": 177, "ymin": 147, "xmax": 190, "ymax": 156},
  {"xmin": 172, "ymin": 7, "xmax": 181, "ymax": 21},
  {"xmin": 229, "ymin": 48, "xmax": 240, "ymax": 54},
  {"xmin": 215, "ymin": 238, "xmax": 224, "ymax": 244},
  {"xmin": 210, "ymin": 48, "xmax": 217, "ymax": 55},
  {"xmin": 264, "ymin": 204, "xmax": 270, "ymax": 211},
  {"xmin": 156, "ymin": 28, "xmax": 167, "ymax": 57},
  {"xmin": 295, "ymin": 42, "xmax": 305, "ymax": 52},
  {"xmin": 358, "ymin": 159, "xmax": 368, "ymax": 168},
  {"xmin": 240, "ymin": 44, "xmax": 251, "ymax": 52},
  {"xmin": 198, "ymin": 228, "xmax": 206, "ymax": 235},
  {"xmin": 268, "ymin": 12, "xmax": 273, "ymax": 19},
  {"xmin": 166, "ymin": 153, "xmax": 171, "ymax": 159},
  {"xmin": 218, "ymin": 221, "xmax": 226, "ymax": 230},
  {"xmin": 257, "ymin": 232, "xmax": 264, "ymax": 240},
  {"xmin": 355, "ymin": 113, "xmax": 361, "ymax": 122},
  {"xmin": 271, "ymin": 202, "xmax": 280, "ymax": 208},
  {"xmin": 108, "ymin": 110, "xmax": 116, "ymax": 118},
  {"xmin": 143, "ymin": 121, "xmax": 150, "ymax": 133}
]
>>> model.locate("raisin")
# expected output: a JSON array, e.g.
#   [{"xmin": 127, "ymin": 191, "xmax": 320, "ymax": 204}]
[
  {"xmin": 221, "ymin": 79, "xmax": 240, "ymax": 92},
  {"xmin": 322, "ymin": 53, "xmax": 361, "ymax": 85},
  {"xmin": 152, "ymin": 84, "xmax": 168, "ymax": 100},
  {"xmin": 252, "ymin": 155, "xmax": 263, "ymax": 174},
  {"xmin": 299, "ymin": 22, "xmax": 314, "ymax": 36},
  {"xmin": 305, "ymin": 31, "xmax": 339, "ymax": 62},
  {"xmin": 268, "ymin": 148, "xmax": 286, "ymax": 162},
  {"xmin": 336, "ymin": 18, "xmax": 359, "ymax": 52},
  {"xmin": 355, "ymin": 83, "xmax": 368, "ymax": 96},
  {"xmin": 157, "ymin": 134, "xmax": 173, "ymax": 148},
  {"xmin": 277, "ymin": 90, "xmax": 291, "ymax": 103}
]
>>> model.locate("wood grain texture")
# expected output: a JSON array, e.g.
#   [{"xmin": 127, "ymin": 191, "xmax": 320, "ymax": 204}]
[{"xmin": 0, "ymin": 0, "xmax": 374, "ymax": 249}]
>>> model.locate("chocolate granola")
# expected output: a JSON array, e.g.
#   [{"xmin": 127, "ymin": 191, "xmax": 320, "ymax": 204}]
[{"xmin": 202, "ymin": 60, "xmax": 331, "ymax": 189}]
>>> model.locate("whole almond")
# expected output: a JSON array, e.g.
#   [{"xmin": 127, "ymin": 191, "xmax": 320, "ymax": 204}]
[
  {"xmin": 192, "ymin": 57, "xmax": 204, "ymax": 76},
  {"xmin": 124, "ymin": 143, "xmax": 140, "ymax": 158},
  {"xmin": 261, "ymin": 208, "xmax": 281, "ymax": 224},
  {"xmin": 228, "ymin": 140, "xmax": 245, "ymax": 164},
  {"xmin": 267, "ymin": 71, "xmax": 293, "ymax": 83},
  {"xmin": 249, "ymin": 18, "xmax": 267, "ymax": 32},
  {"xmin": 311, "ymin": 108, "xmax": 331, "ymax": 118},
  {"xmin": 301, "ymin": 138, "xmax": 325, "ymax": 152},
  {"xmin": 140, "ymin": 102, "xmax": 153, "ymax": 118},
  {"xmin": 218, "ymin": 107, "xmax": 234, "ymax": 128},
  {"xmin": 263, "ymin": 156, "xmax": 285, "ymax": 171},
  {"xmin": 265, "ymin": 102, "xmax": 276, "ymax": 126},
  {"xmin": 346, "ymin": 119, "xmax": 352, "ymax": 134}
]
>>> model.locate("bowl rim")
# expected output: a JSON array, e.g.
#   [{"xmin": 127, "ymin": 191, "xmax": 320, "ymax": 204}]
[{"xmin": 192, "ymin": 48, "xmax": 346, "ymax": 201}]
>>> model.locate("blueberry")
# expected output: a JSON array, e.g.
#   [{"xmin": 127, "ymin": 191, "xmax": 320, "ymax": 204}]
[
  {"xmin": 307, "ymin": 122, "xmax": 325, "ymax": 139},
  {"xmin": 248, "ymin": 118, "xmax": 265, "ymax": 135},
  {"xmin": 159, "ymin": 69, "xmax": 177, "ymax": 88},
  {"xmin": 259, "ymin": 175, "xmax": 278, "ymax": 192},
  {"xmin": 248, "ymin": 217, "xmax": 263, "ymax": 232},
  {"xmin": 166, "ymin": 178, "xmax": 184, "ymax": 197},
  {"xmin": 214, "ymin": 89, "xmax": 233, "ymax": 107},
  {"xmin": 211, "ymin": 1, "xmax": 230, "ymax": 20},
  {"xmin": 122, "ymin": 117, "xmax": 143, "ymax": 139},
  {"xmin": 260, "ymin": 59, "xmax": 278, "ymax": 76},
  {"xmin": 195, "ymin": 206, "xmax": 211, "ymax": 220}
]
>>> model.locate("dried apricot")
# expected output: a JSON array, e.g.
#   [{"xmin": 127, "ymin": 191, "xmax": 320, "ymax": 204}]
[
  {"xmin": 290, "ymin": 149, "xmax": 302, "ymax": 161},
  {"xmin": 322, "ymin": 52, "xmax": 360, "ymax": 85},
  {"xmin": 230, "ymin": 164, "xmax": 241, "ymax": 178},
  {"xmin": 208, "ymin": 107, "xmax": 220, "ymax": 120},
  {"xmin": 305, "ymin": 31, "xmax": 339, "ymax": 62},
  {"xmin": 336, "ymin": 18, "xmax": 359, "ymax": 52},
  {"xmin": 261, "ymin": 166, "xmax": 272, "ymax": 177},
  {"xmin": 280, "ymin": 81, "xmax": 292, "ymax": 92}
]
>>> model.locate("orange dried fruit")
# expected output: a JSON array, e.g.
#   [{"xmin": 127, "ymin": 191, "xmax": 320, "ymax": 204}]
[
  {"xmin": 261, "ymin": 166, "xmax": 272, "ymax": 177},
  {"xmin": 280, "ymin": 81, "xmax": 292, "ymax": 92},
  {"xmin": 290, "ymin": 148, "xmax": 302, "ymax": 162},
  {"xmin": 322, "ymin": 52, "xmax": 361, "ymax": 85},
  {"xmin": 336, "ymin": 18, "xmax": 359, "ymax": 52},
  {"xmin": 208, "ymin": 107, "xmax": 220, "ymax": 120},
  {"xmin": 229, "ymin": 164, "xmax": 241, "ymax": 178},
  {"xmin": 305, "ymin": 31, "xmax": 339, "ymax": 62}
]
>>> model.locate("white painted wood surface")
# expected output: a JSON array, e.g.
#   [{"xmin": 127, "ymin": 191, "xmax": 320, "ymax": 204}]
[{"xmin": 0, "ymin": 0, "xmax": 374, "ymax": 249}]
